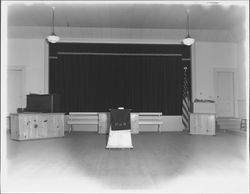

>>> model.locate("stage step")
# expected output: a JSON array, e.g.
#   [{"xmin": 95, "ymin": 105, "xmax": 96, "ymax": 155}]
[{"xmin": 216, "ymin": 117, "xmax": 245, "ymax": 132}]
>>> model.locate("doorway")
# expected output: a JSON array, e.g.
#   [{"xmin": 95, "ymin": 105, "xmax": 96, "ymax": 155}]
[
  {"xmin": 214, "ymin": 70, "xmax": 235, "ymax": 118},
  {"xmin": 7, "ymin": 67, "xmax": 25, "ymax": 116}
]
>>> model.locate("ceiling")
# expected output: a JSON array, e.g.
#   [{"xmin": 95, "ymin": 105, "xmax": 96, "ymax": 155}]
[{"xmin": 7, "ymin": 2, "xmax": 247, "ymax": 30}]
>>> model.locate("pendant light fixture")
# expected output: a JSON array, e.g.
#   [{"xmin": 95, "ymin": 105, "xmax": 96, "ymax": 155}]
[
  {"xmin": 182, "ymin": 9, "xmax": 195, "ymax": 46},
  {"xmin": 47, "ymin": 7, "xmax": 60, "ymax": 43}
]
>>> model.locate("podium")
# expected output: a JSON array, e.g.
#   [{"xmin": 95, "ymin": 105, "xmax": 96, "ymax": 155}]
[{"xmin": 106, "ymin": 108, "xmax": 133, "ymax": 149}]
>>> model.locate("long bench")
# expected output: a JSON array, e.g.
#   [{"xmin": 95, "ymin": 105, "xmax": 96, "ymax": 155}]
[
  {"xmin": 67, "ymin": 112, "xmax": 99, "ymax": 133},
  {"xmin": 138, "ymin": 112, "xmax": 163, "ymax": 132}
]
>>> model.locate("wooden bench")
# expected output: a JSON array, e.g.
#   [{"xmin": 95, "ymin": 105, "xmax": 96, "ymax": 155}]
[
  {"xmin": 67, "ymin": 112, "xmax": 99, "ymax": 133},
  {"xmin": 138, "ymin": 112, "xmax": 163, "ymax": 132}
]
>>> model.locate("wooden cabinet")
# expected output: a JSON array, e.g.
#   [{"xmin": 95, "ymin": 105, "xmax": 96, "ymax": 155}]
[
  {"xmin": 10, "ymin": 113, "xmax": 64, "ymax": 140},
  {"xmin": 190, "ymin": 113, "xmax": 215, "ymax": 135}
]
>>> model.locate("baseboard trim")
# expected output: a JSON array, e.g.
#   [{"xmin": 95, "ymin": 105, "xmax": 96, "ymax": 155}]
[{"xmin": 216, "ymin": 128, "xmax": 247, "ymax": 136}]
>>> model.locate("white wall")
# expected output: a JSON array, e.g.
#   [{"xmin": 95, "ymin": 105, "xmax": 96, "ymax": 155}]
[
  {"xmin": 236, "ymin": 40, "xmax": 248, "ymax": 118},
  {"xmin": 8, "ymin": 38, "xmax": 47, "ymax": 107},
  {"xmin": 8, "ymin": 26, "xmax": 236, "ymax": 43},
  {"xmin": 194, "ymin": 41, "xmax": 237, "ymax": 101},
  {"xmin": 193, "ymin": 41, "xmax": 247, "ymax": 118}
]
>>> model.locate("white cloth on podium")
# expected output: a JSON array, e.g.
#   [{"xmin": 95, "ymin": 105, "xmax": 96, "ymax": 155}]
[{"xmin": 106, "ymin": 128, "xmax": 133, "ymax": 149}]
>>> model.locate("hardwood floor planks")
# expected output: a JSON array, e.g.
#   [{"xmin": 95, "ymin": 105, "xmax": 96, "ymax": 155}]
[{"xmin": 4, "ymin": 131, "xmax": 248, "ymax": 193}]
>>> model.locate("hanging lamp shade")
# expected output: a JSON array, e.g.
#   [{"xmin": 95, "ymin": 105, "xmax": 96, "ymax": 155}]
[
  {"xmin": 47, "ymin": 33, "xmax": 60, "ymax": 43},
  {"xmin": 182, "ymin": 9, "xmax": 195, "ymax": 46},
  {"xmin": 47, "ymin": 7, "xmax": 60, "ymax": 43},
  {"xmin": 182, "ymin": 35, "xmax": 195, "ymax": 46}
]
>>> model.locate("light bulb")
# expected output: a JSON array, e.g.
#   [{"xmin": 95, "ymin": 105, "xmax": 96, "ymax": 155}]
[
  {"xmin": 182, "ymin": 36, "xmax": 195, "ymax": 46},
  {"xmin": 47, "ymin": 33, "xmax": 60, "ymax": 43}
]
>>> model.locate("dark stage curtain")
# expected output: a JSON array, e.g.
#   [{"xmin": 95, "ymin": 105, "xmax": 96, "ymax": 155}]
[{"xmin": 49, "ymin": 43, "xmax": 191, "ymax": 115}]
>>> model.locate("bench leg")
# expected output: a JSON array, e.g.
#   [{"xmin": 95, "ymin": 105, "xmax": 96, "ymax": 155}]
[
  {"xmin": 158, "ymin": 124, "xmax": 161, "ymax": 133},
  {"xmin": 69, "ymin": 125, "xmax": 72, "ymax": 133}
]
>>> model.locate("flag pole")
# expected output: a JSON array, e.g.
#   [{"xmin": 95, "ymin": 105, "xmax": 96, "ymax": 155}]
[{"xmin": 182, "ymin": 66, "xmax": 190, "ymax": 132}]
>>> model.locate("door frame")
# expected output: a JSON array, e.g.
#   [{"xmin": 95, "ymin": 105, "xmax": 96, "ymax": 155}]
[
  {"xmin": 213, "ymin": 68, "xmax": 238, "ymax": 118},
  {"xmin": 7, "ymin": 65, "xmax": 26, "ymax": 109}
]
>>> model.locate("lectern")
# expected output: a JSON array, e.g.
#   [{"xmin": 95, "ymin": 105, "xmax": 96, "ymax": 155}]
[{"xmin": 106, "ymin": 108, "xmax": 133, "ymax": 149}]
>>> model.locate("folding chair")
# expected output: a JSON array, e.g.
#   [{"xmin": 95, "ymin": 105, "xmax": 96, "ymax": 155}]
[{"xmin": 106, "ymin": 108, "xmax": 133, "ymax": 149}]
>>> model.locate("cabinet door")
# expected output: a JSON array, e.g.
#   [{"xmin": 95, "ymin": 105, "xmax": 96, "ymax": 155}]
[
  {"xmin": 37, "ymin": 115, "xmax": 49, "ymax": 138},
  {"xmin": 47, "ymin": 115, "xmax": 64, "ymax": 137},
  {"xmin": 19, "ymin": 114, "xmax": 39, "ymax": 139},
  {"xmin": 190, "ymin": 114, "xmax": 199, "ymax": 134},
  {"xmin": 207, "ymin": 115, "xmax": 215, "ymax": 135},
  {"xmin": 199, "ymin": 115, "xmax": 208, "ymax": 133},
  {"xmin": 190, "ymin": 114, "xmax": 215, "ymax": 135},
  {"xmin": 10, "ymin": 115, "xmax": 19, "ymax": 140}
]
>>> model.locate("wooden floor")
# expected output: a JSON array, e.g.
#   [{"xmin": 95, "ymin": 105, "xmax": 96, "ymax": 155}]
[{"xmin": 3, "ymin": 131, "xmax": 249, "ymax": 193}]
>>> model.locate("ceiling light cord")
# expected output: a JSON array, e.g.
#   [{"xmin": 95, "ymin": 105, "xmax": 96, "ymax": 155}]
[
  {"xmin": 52, "ymin": 7, "xmax": 55, "ymax": 35},
  {"xmin": 47, "ymin": 6, "xmax": 60, "ymax": 43},
  {"xmin": 182, "ymin": 9, "xmax": 194, "ymax": 46},
  {"xmin": 186, "ymin": 9, "xmax": 190, "ymax": 37}
]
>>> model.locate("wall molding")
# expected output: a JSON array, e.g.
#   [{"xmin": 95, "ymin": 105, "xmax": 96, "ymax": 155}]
[{"xmin": 8, "ymin": 26, "xmax": 239, "ymax": 43}]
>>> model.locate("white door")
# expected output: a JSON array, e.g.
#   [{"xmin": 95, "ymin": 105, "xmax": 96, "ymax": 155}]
[
  {"xmin": 7, "ymin": 69, "xmax": 23, "ymax": 115},
  {"xmin": 215, "ymin": 71, "xmax": 234, "ymax": 117}
]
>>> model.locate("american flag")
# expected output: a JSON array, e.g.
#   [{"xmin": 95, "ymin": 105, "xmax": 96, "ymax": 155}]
[{"xmin": 182, "ymin": 67, "xmax": 191, "ymax": 131}]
